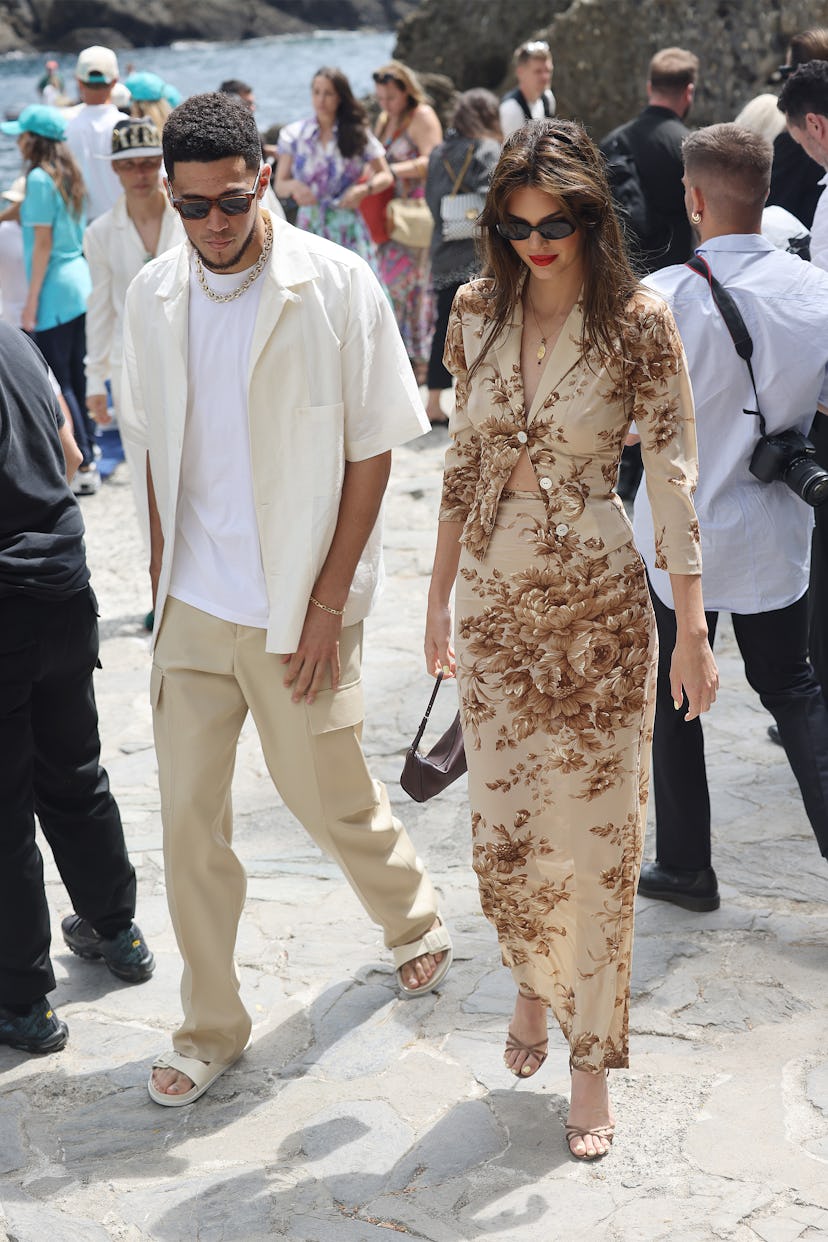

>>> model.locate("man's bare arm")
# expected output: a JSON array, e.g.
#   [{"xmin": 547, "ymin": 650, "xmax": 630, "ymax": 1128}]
[{"xmin": 282, "ymin": 451, "xmax": 392, "ymax": 704}]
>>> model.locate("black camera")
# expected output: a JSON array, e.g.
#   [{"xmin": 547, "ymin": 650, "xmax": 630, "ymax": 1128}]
[{"xmin": 749, "ymin": 428, "xmax": 828, "ymax": 507}]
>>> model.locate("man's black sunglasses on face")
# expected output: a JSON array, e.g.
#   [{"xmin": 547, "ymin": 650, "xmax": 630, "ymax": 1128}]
[{"xmin": 169, "ymin": 169, "xmax": 261, "ymax": 220}]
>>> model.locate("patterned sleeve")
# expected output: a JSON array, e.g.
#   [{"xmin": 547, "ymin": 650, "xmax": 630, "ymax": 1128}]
[
  {"xmin": 277, "ymin": 119, "xmax": 300, "ymax": 157},
  {"xmin": 439, "ymin": 291, "xmax": 480, "ymax": 524},
  {"xmin": 628, "ymin": 294, "xmax": 702, "ymax": 575}
]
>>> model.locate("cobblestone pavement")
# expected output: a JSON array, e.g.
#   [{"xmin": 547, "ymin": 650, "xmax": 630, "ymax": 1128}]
[{"xmin": 2, "ymin": 427, "xmax": 827, "ymax": 1242}]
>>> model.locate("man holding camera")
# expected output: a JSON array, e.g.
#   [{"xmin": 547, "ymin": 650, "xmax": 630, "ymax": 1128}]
[
  {"xmin": 632, "ymin": 123, "xmax": 828, "ymax": 912},
  {"xmin": 779, "ymin": 60, "xmax": 828, "ymax": 704}
]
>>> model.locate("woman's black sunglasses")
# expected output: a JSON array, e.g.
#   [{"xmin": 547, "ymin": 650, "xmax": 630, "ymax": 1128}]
[
  {"xmin": 169, "ymin": 169, "xmax": 261, "ymax": 220},
  {"xmin": 496, "ymin": 217, "xmax": 577, "ymax": 241},
  {"xmin": 373, "ymin": 72, "xmax": 406, "ymax": 88}
]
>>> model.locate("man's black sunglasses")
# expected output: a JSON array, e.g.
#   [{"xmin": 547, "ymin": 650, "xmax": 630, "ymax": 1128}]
[
  {"xmin": 496, "ymin": 216, "xmax": 577, "ymax": 241},
  {"xmin": 169, "ymin": 169, "xmax": 261, "ymax": 220},
  {"xmin": 373, "ymin": 72, "xmax": 406, "ymax": 88}
]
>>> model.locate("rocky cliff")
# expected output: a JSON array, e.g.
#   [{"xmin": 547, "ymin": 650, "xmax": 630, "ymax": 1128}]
[
  {"xmin": 396, "ymin": 0, "xmax": 828, "ymax": 137},
  {"xmin": 0, "ymin": 0, "xmax": 417, "ymax": 53}
]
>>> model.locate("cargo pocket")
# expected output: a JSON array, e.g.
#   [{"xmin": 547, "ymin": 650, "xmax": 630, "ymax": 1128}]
[{"xmin": 149, "ymin": 663, "xmax": 164, "ymax": 711}]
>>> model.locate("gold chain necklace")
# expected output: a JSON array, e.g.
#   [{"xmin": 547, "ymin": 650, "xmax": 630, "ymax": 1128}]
[
  {"xmin": 526, "ymin": 287, "xmax": 567, "ymax": 366},
  {"xmin": 194, "ymin": 216, "xmax": 273, "ymax": 304}
]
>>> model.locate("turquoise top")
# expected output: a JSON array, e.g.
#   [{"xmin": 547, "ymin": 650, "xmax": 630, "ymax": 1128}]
[{"xmin": 20, "ymin": 167, "xmax": 91, "ymax": 331}]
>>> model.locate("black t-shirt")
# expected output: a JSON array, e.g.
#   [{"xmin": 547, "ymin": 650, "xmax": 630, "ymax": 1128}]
[
  {"xmin": 0, "ymin": 323, "xmax": 89, "ymax": 598},
  {"xmin": 768, "ymin": 130, "xmax": 825, "ymax": 230},
  {"xmin": 601, "ymin": 105, "xmax": 692, "ymax": 273}
]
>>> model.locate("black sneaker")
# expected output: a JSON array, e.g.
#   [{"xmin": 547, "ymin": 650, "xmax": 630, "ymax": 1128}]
[
  {"xmin": 62, "ymin": 915, "xmax": 155, "ymax": 983},
  {"xmin": 0, "ymin": 998, "xmax": 68, "ymax": 1053}
]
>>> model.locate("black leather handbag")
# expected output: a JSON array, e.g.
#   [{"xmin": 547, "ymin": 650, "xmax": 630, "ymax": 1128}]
[{"xmin": 400, "ymin": 671, "xmax": 467, "ymax": 802}]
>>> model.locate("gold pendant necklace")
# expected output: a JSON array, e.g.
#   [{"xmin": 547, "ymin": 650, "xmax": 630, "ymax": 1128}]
[
  {"xmin": 526, "ymin": 288, "xmax": 548, "ymax": 366},
  {"xmin": 526, "ymin": 287, "xmax": 562, "ymax": 366},
  {"xmin": 194, "ymin": 216, "xmax": 273, "ymax": 304}
]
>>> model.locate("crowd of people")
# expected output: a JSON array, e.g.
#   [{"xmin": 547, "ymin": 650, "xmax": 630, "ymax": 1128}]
[{"xmin": 0, "ymin": 29, "xmax": 827, "ymax": 1168}]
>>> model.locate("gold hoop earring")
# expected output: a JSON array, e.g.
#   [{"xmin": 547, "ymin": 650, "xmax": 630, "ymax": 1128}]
[{"xmin": 690, "ymin": 211, "xmax": 702, "ymax": 225}]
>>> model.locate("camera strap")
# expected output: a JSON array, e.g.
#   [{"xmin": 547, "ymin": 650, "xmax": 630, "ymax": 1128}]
[{"xmin": 684, "ymin": 255, "xmax": 767, "ymax": 436}]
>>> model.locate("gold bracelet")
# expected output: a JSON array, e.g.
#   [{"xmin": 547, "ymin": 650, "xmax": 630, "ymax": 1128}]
[{"xmin": 309, "ymin": 594, "xmax": 344, "ymax": 617}]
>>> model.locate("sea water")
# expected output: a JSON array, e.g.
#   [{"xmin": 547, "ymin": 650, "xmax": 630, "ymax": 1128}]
[{"xmin": 0, "ymin": 28, "xmax": 395, "ymax": 187}]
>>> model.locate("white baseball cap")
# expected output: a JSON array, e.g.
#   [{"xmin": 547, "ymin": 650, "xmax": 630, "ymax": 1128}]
[{"xmin": 76, "ymin": 46, "xmax": 119, "ymax": 85}]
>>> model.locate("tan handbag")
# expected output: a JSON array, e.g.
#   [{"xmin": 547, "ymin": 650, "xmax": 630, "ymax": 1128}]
[{"xmin": 387, "ymin": 189, "xmax": 434, "ymax": 249}]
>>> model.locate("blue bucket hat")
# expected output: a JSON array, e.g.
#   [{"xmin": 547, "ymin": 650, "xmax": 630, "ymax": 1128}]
[
  {"xmin": 1, "ymin": 104, "xmax": 67, "ymax": 142},
  {"xmin": 125, "ymin": 71, "xmax": 166, "ymax": 102}
]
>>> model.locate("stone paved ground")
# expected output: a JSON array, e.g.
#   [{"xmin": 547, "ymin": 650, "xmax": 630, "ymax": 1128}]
[{"xmin": 2, "ymin": 429, "xmax": 828, "ymax": 1242}]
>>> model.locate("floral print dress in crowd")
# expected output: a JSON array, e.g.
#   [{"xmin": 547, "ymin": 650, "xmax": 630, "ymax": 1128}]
[
  {"xmin": 277, "ymin": 117, "xmax": 384, "ymax": 274},
  {"xmin": 441, "ymin": 281, "xmax": 702, "ymax": 1072},
  {"xmin": 377, "ymin": 126, "xmax": 436, "ymax": 369}
]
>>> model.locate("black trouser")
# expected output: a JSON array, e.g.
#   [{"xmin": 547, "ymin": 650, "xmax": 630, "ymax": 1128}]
[
  {"xmin": 0, "ymin": 587, "xmax": 136, "ymax": 1004},
  {"xmin": 426, "ymin": 283, "xmax": 461, "ymax": 391},
  {"xmin": 649, "ymin": 582, "xmax": 828, "ymax": 869},
  {"xmin": 809, "ymin": 414, "xmax": 828, "ymax": 701},
  {"xmin": 34, "ymin": 314, "xmax": 95, "ymax": 466}
]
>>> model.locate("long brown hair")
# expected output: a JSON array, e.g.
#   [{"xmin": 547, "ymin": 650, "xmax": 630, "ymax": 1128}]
[
  {"xmin": 313, "ymin": 67, "xmax": 371, "ymax": 160},
  {"xmin": 22, "ymin": 133, "xmax": 86, "ymax": 219},
  {"xmin": 471, "ymin": 119, "xmax": 639, "ymax": 379}
]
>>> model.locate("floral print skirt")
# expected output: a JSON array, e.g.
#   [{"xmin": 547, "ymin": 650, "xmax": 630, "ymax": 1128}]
[
  {"xmin": 296, "ymin": 204, "xmax": 383, "ymax": 280},
  {"xmin": 377, "ymin": 240, "xmax": 435, "ymax": 368},
  {"xmin": 455, "ymin": 493, "xmax": 658, "ymax": 1071}
]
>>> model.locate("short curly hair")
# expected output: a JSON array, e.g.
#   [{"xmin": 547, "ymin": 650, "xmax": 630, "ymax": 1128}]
[{"xmin": 162, "ymin": 91, "xmax": 261, "ymax": 180}]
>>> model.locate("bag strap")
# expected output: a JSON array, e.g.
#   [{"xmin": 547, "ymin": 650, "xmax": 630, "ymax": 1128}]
[
  {"xmin": 410, "ymin": 671, "xmax": 444, "ymax": 752},
  {"xmin": 684, "ymin": 254, "xmax": 766, "ymax": 437},
  {"xmin": 441, "ymin": 145, "xmax": 475, "ymax": 197}
]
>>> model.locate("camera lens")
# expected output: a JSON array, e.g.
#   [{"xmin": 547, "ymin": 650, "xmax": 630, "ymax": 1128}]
[{"xmin": 784, "ymin": 455, "xmax": 828, "ymax": 507}]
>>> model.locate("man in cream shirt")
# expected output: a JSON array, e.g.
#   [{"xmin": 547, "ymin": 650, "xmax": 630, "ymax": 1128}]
[{"xmin": 121, "ymin": 92, "xmax": 452, "ymax": 1107}]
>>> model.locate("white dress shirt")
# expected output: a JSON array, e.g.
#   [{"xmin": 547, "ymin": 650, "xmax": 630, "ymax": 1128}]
[
  {"xmin": 633, "ymin": 233, "xmax": 828, "ymax": 614},
  {"xmin": 809, "ymin": 172, "xmax": 828, "ymax": 272},
  {"xmin": 83, "ymin": 193, "xmax": 184, "ymax": 399},
  {"xmin": 121, "ymin": 212, "xmax": 430, "ymax": 652}
]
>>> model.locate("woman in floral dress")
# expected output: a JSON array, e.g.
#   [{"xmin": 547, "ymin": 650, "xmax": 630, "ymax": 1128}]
[
  {"xmin": 372, "ymin": 61, "xmax": 442, "ymax": 381},
  {"xmin": 276, "ymin": 67, "xmax": 392, "ymax": 272},
  {"xmin": 424, "ymin": 120, "xmax": 719, "ymax": 1160}
]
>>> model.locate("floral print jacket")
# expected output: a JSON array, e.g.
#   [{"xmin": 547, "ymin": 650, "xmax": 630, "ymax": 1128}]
[{"xmin": 440, "ymin": 280, "xmax": 703, "ymax": 576}]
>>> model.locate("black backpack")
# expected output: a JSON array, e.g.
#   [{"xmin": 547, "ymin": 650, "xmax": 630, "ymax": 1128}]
[
  {"xmin": 602, "ymin": 129, "xmax": 652, "ymax": 247},
  {"xmin": 502, "ymin": 87, "xmax": 553, "ymax": 121}
]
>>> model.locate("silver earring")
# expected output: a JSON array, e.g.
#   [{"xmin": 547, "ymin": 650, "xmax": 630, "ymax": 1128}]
[{"xmin": 690, "ymin": 210, "xmax": 702, "ymax": 225}]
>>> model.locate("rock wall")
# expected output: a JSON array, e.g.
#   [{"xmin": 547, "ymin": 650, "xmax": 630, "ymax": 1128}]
[
  {"xmin": 0, "ymin": 0, "xmax": 418, "ymax": 53},
  {"xmin": 396, "ymin": 0, "xmax": 828, "ymax": 138}
]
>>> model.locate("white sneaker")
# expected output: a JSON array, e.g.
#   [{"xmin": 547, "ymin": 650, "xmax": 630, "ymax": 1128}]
[{"xmin": 71, "ymin": 464, "xmax": 101, "ymax": 496}]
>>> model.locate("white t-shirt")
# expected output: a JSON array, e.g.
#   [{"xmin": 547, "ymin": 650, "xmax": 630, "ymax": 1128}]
[
  {"xmin": 65, "ymin": 103, "xmax": 123, "ymax": 221},
  {"xmin": 168, "ymin": 257, "xmax": 270, "ymax": 628},
  {"xmin": 0, "ymin": 220, "xmax": 26, "ymax": 326},
  {"xmin": 499, "ymin": 90, "xmax": 556, "ymax": 140}
]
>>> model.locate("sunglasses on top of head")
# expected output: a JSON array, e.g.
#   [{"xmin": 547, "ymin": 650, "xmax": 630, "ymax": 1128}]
[
  {"xmin": 373, "ymin": 72, "xmax": 406, "ymax": 88},
  {"xmin": 169, "ymin": 168, "xmax": 262, "ymax": 220},
  {"xmin": 496, "ymin": 216, "xmax": 577, "ymax": 241}
]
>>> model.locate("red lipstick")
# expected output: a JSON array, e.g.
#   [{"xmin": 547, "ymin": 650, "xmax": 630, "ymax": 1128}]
[{"xmin": 530, "ymin": 255, "xmax": 556, "ymax": 266}]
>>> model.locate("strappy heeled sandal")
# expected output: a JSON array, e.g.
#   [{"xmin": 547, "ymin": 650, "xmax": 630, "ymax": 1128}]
[
  {"xmin": 566, "ymin": 1062, "xmax": 613, "ymax": 1158},
  {"xmin": 504, "ymin": 986, "xmax": 548, "ymax": 1078},
  {"xmin": 504, "ymin": 1030, "xmax": 549, "ymax": 1077},
  {"xmin": 564, "ymin": 1121, "xmax": 615, "ymax": 1160}
]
